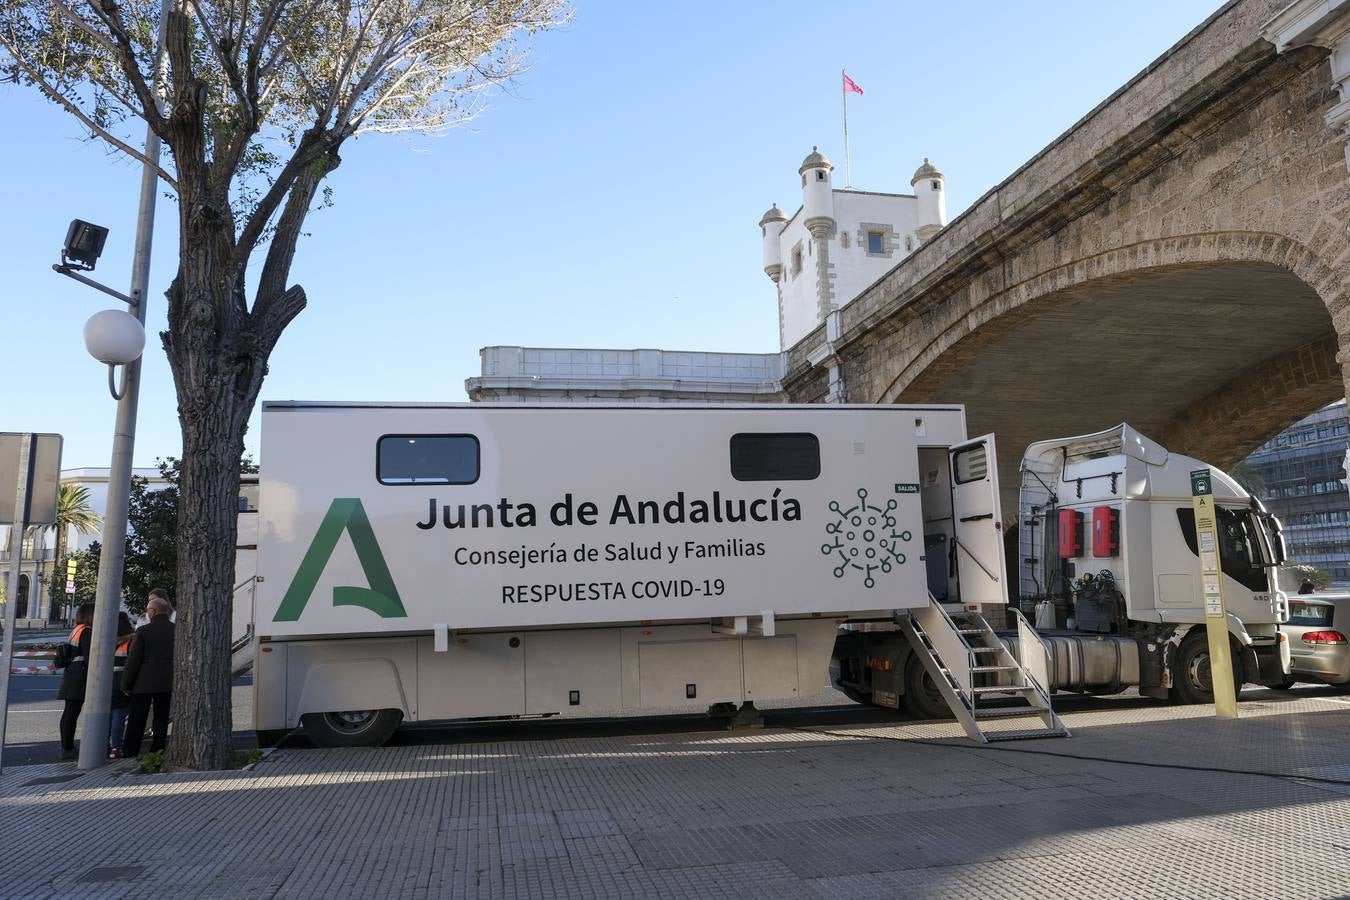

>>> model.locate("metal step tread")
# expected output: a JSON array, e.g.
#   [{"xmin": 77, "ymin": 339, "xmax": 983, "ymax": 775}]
[
  {"xmin": 956, "ymin": 628, "xmax": 987, "ymax": 635},
  {"xmin": 972, "ymin": 707, "xmax": 1042, "ymax": 720},
  {"xmin": 970, "ymin": 685, "xmax": 1036, "ymax": 695},
  {"xmin": 970, "ymin": 646, "xmax": 1002, "ymax": 654},
  {"xmin": 970, "ymin": 665, "xmax": 1019, "ymax": 673},
  {"xmin": 983, "ymin": 727, "xmax": 1069, "ymax": 742}
]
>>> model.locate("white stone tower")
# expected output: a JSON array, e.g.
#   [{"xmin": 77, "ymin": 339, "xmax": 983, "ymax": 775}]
[
  {"xmin": 800, "ymin": 146, "xmax": 836, "ymax": 238},
  {"xmin": 759, "ymin": 203, "xmax": 787, "ymax": 282},
  {"xmin": 912, "ymin": 158, "xmax": 947, "ymax": 242}
]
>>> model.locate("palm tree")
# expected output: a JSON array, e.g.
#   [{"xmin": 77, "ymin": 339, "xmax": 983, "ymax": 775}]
[{"xmin": 42, "ymin": 484, "xmax": 103, "ymax": 619}]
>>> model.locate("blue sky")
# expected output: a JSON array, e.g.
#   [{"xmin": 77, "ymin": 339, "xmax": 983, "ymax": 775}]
[{"xmin": 1, "ymin": 0, "xmax": 1222, "ymax": 469}]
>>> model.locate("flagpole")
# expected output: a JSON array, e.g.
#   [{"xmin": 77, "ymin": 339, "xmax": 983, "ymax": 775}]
[{"xmin": 842, "ymin": 69, "xmax": 852, "ymax": 188}]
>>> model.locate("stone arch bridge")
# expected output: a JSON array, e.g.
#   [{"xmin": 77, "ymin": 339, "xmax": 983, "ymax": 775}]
[{"xmin": 783, "ymin": 0, "xmax": 1350, "ymax": 505}]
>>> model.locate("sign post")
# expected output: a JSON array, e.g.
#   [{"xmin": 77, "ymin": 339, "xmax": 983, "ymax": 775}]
[
  {"xmin": 0, "ymin": 433, "xmax": 64, "ymax": 773},
  {"xmin": 1189, "ymin": 469, "xmax": 1239, "ymax": 719}
]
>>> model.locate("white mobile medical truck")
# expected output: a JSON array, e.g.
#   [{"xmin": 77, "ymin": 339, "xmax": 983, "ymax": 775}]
[
  {"xmin": 251, "ymin": 402, "xmax": 1064, "ymax": 746},
  {"xmin": 831, "ymin": 423, "xmax": 1292, "ymax": 717}
]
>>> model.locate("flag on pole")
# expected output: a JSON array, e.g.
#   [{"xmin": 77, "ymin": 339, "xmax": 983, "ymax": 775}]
[{"xmin": 843, "ymin": 72, "xmax": 864, "ymax": 96}]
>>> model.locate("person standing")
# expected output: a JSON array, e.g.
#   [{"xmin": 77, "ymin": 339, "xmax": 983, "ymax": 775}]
[
  {"xmin": 56, "ymin": 603, "xmax": 96, "ymax": 760},
  {"xmin": 107, "ymin": 612, "xmax": 136, "ymax": 759},
  {"xmin": 121, "ymin": 592, "xmax": 176, "ymax": 756}
]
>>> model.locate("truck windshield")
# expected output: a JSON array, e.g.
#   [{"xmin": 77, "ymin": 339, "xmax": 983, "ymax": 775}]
[{"xmin": 1175, "ymin": 507, "xmax": 1270, "ymax": 593}]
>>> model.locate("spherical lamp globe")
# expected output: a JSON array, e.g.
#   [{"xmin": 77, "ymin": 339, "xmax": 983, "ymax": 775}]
[{"xmin": 83, "ymin": 309, "xmax": 145, "ymax": 365}]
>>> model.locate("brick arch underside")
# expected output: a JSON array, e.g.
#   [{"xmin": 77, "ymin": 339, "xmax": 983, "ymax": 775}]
[{"xmin": 879, "ymin": 232, "xmax": 1348, "ymax": 469}]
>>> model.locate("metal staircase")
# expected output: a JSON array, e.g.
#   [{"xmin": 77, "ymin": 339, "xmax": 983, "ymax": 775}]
[
  {"xmin": 898, "ymin": 597, "xmax": 1069, "ymax": 743},
  {"xmin": 229, "ymin": 576, "xmax": 257, "ymax": 677}
]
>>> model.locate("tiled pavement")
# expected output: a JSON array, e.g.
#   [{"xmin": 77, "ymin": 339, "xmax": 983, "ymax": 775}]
[{"xmin": 2, "ymin": 689, "xmax": 1348, "ymax": 898}]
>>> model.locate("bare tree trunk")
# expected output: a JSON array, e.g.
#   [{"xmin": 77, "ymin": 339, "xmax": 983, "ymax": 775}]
[{"xmin": 166, "ymin": 398, "xmax": 247, "ymax": 770}]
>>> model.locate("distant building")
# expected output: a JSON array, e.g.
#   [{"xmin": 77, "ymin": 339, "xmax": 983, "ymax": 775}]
[
  {"xmin": 761, "ymin": 149, "xmax": 947, "ymax": 351},
  {"xmin": 466, "ymin": 346, "xmax": 785, "ymax": 404},
  {"xmin": 1241, "ymin": 400, "xmax": 1350, "ymax": 587},
  {"xmin": 0, "ymin": 466, "xmax": 168, "ymax": 626}
]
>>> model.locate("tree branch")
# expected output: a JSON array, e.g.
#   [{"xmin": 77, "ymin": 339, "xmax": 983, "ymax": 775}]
[
  {"xmin": 251, "ymin": 169, "xmax": 334, "ymax": 349},
  {"xmin": 232, "ymin": 127, "xmax": 327, "ymax": 257},
  {"xmin": 0, "ymin": 36, "xmax": 179, "ymax": 190},
  {"xmin": 82, "ymin": 0, "xmax": 169, "ymax": 134}
]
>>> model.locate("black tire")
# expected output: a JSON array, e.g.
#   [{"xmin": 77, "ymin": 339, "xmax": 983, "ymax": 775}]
[
  {"xmin": 1270, "ymin": 677, "xmax": 1298, "ymax": 691},
  {"xmin": 903, "ymin": 656, "xmax": 953, "ymax": 720},
  {"xmin": 300, "ymin": 709, "xmax": 402, "ymax": 748},
  {"xmin": 1171, "ymin": 633, "xmax": 1244, "ymax": 705}
]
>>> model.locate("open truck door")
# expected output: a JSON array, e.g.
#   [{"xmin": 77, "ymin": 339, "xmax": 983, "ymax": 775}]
[{"xmin": 949, "ymin": 434, "xmax": 1007, "ymax": 607}]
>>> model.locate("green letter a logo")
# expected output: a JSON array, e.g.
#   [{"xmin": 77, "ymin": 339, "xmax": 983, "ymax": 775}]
[{"xmin": 273, "ymin": 498, "xmax": 407, "ymax": 622}]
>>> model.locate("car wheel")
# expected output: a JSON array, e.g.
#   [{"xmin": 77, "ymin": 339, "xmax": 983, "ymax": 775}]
[
  {"xmin": 1171, "ymin": 633, "xmax": 1243, "ymax": 705},
  {"xmin": 300, "ymin": 709, "xmax": 402, "ymax": 748},
  {"xmin": 1270, "ymin": 676, "xmax": 1298, "ymax": 690},
  {"xmin": 903, "ymin": 656, "xmax": 953, "ymax": 720}
]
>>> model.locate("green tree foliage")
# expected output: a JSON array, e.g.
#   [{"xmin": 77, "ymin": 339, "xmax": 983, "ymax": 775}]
[
  {"xmin": 49, "ymin": 541, "xmax": 102, "ymax": 615},
  {"xmin": 122, "ymin": 456, "xmax": 258, "ymax": 614}
]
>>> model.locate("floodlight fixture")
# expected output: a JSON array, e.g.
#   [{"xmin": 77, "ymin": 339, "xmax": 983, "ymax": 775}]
[{"xmin": 62, "ymin": 219, "xmax": 109, "ymax": 271}]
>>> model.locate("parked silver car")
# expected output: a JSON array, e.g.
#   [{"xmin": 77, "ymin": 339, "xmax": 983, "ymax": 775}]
[{"xmin": 1281, "ymin": 594, "xmax": 1350, "ymax": 688}]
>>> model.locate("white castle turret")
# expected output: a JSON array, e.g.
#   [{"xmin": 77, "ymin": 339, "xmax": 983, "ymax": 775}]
[
  {"xmin": 800, "ymin": 146, "xmax": 836, "ymax": 237},
  {"xmin": 760, "ymin": 148, "xmax": 948, "ymax": 352},
  {"xmin": 912, "ymin": 158, "xmax": 947, "ymax": 242},
  {"xmin": 760, "ymin": 203, "xmax": 787, "ymax": 282}
]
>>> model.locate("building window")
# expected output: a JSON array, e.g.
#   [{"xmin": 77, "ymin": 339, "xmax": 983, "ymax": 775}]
[
  {"xmin": 817, "ymin": 170, "xmax": 826, "ymax": 181},
  {"xmin": 905, "ymin": 236, "xmax": 913, "ymax": 252},
  {"xmin": 730, "ymin": 433, "xmax": 820, "ymax": 481},
  {"xmin": 377, "ymin": 435, "xmax": 480, "ymax": 485},
  {"xmin": 867, "ymin": 232, "xmax": 885, "ymax": 254},
  {"xmin": 931, "ymin": 180, "xmax": 940, "ymax": 191},
  {"xmin": 791, "ymin": 243, "xmax": 803, "ymax": 277},
  {"xmin": 841, "ymin": 231, "xmax": 850, "ymax": 249}
]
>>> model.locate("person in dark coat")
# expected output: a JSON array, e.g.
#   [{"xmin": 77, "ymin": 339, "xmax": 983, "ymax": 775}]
[
  {"xmin": 121, "ymin": 593, "xmax": 176, "ymax": 756},
  {"xmin": 57, "ymin": 603, "xmax": 96, "ymax": 760}
]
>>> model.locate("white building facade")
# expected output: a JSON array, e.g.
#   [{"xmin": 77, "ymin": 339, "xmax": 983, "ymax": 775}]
[
  {"xmin": 0, "ymin": 466, "xmax": 166, "ymax": 627},
  {"xmin": 466, "ymin": 347, "xmax": 785, "ymax": 403},
  {"xmin": 762, "ymin": 149, "xmax": 947, "ymax": 351}
]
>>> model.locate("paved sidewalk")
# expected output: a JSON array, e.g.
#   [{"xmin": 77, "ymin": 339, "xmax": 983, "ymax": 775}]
[{"xmin": 1, "ymin": 690, "xmax": 1348, "ymax": 899}]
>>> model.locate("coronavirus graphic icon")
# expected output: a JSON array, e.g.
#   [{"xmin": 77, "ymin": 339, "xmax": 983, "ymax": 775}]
[{"xmin": 821, "ymin": 488, "xmax": 910, "ymax": 588}]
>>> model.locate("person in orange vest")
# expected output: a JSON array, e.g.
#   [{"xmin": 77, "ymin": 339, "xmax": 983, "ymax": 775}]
[
  {"xmin": 56, "ymin": 603, "xmax": 96, "ymax": 760},
  {"xmin": 107, "ymin": 612, "xmax": 136, "ymax": 759}
]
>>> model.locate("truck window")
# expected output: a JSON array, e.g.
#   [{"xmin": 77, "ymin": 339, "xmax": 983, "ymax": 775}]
[
  {"xmin": 952, "ymin": 442, "xmax": 987, "ymax": 484},
  {"xmin": 1288, "ymin": 601, "xmax": 1333, "ymax": 627},
  {"xmin": 1174, "ymin": 507, "xmax": 1269, "ymax": 593},
  {"xmin": 730, "ymin": 433, "xmax": 820, "ymax": 481},
  {"xmin": 377, "ymin": 435, "xmax": 479, "ymax": 485}
]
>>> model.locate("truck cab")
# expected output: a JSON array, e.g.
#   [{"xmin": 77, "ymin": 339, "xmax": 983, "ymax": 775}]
[{"xmin": 1018, "ymin": 424, "xmax": 1290, "ymax": 701}]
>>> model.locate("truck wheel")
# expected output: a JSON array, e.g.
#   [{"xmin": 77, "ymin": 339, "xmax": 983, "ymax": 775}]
[
  {"xmin": 1171, "ymin": 634, "xmax": 1243, "ymax": 705},
  {"xmin": 903, "ymin": 657, "xmax": 953, "ymax": 720},
  {"xmin": 300, "ymin": 709, "xmax": 402, "ymax": 748}
]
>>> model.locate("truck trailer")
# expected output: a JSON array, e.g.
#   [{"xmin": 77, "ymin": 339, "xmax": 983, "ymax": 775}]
[
  {"xmin": 831, "ymin": 423, "xmax": 1292, "ymax": 717},
  {"xmin": 250, "ymin": 402, "xmax": 1064, "ymax": 746}
]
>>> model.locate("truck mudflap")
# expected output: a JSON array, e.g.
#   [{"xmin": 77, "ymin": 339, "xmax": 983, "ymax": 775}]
[
  {"xmin": 830, "ymin": 630, "xmax": 904, "ymax": 708},
  {"xmin": 1247, "ymin": 634, "xmax": 1289, "ymax": 687}
]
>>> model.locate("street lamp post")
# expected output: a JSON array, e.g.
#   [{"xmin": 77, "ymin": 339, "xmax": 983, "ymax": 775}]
[{"xmin": 57, "ymin": 3, "xmax": 171, "ymax": 771}]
